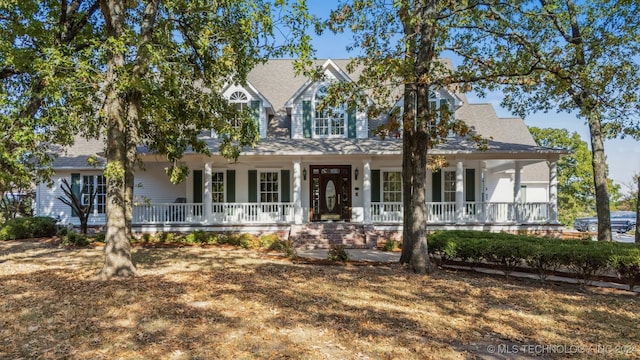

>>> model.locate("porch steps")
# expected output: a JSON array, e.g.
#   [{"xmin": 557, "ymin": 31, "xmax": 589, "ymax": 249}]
[{"xmin": 289, "ymin": 223, "xmax": 373, "ymax": 250}]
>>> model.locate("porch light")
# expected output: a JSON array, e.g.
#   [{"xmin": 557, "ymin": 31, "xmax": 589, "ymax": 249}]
[
  {"xmin": 303, "ymin": 168, "xmax": 307, "ymax": 180},
  {"xmin": 355, "ymin": 168, "xmax": 359, "ymax": 180}
]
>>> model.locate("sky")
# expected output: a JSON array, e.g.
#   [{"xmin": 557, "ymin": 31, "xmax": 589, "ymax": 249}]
[{"xmin": 304, "ymin": 1, "xmax": 640, "ymax": 193}]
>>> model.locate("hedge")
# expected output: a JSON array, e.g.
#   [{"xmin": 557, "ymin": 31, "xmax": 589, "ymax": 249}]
[
  {"xmin": 0, "ymin": 216, "xmax": 57, "ymax": 240},
  {"xmin": 427, "ymin": 230, "xmax": 640, "ymax": 290}
]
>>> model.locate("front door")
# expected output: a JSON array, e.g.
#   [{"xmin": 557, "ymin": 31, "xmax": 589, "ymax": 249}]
[{"xmin": 310, "ymin": 165, "xmax": 351, "ymax": 221}]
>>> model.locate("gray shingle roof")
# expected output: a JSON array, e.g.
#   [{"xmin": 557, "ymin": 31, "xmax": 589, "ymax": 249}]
[{"xmin": 52, "ymin": 59, "xmax": 568, "ymax": 183}]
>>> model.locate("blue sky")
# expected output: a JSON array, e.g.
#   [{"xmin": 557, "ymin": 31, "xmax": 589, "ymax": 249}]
[{"xmin": 305, "ymin": 1, "xmax": 640, "ymax": 192}]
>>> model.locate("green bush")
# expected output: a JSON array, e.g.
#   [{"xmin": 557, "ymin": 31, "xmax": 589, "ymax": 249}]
[
  {"xmin": 60, "ymin": 231, "xmax": 90, "ymax": 247},
  {"xmin": 92, "ymin": 232, "xmax": 106, "ymax": 243},
  {"xmin": 259, "ymin": 233, "xmax": 282, "ymax": 249},
  {"xmin": 381, "ymin": 240, "xmax": 401, "ymax": 252},
  {"xmin": 427, "ymin": 230, "xmax": 640, "ymax": 288},
  {"xmin": 610, "ymin": 247, "xmax": 640, "ymax": 290},
  {"xmin": 0, "ymin": 216, "xmax": 57, "ymax": 240},
  {"xmin": 328, "ymin": 244, "xmax": 349, "ymax": 262},
  {"xmin": 268, "ymin": 238, "xmax": 297, "ymax": 258}
]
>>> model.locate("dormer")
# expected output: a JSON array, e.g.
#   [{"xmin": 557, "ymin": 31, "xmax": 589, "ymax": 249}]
[
  {"xmin": 286, "ymin": 60, "xmax": 368, "ymax": 139},
  {"xmin": 212, "ymin": 83, "xmax": 271, "ymax": 139}
]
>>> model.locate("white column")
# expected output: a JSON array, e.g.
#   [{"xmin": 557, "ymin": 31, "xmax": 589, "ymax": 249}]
[
  {"xmin": 514, "ymin": 161, "xmax": 522, "ymax": 203},
  {"xmin": 455, "ymin": 161, "xmax": 464, "ymax": 223},
  {"xmin": 293, "ymin": 159, "xmax": 302, "ymax": 224},
  {"xmin": 514, "ymin": 161, "xmax": 522, "ymax": 223},
  {"xmin": 481, "ymin": 162, "xmax": 487, "ymax": 222},
  {"xmin": 549, "ymin": 159, "xmax": 559, "ymax": 224},
  {"xmin": 363, "ymin": 159, "xmax": 371, "ymax": 224},
  {"xmin": 204, "ymin": 162, "xmax": 212, "ymax": 224}
]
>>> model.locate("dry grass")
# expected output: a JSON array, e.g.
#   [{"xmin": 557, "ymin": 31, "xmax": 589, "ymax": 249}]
[{"xmin": 1, "ymin": 239, "xmax": 639, "ymax": 360}]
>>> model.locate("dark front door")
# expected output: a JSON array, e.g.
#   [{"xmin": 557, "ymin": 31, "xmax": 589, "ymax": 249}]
[{"xmin": 310, "ymin": 165, "xmax": 351, "ymax": 221}]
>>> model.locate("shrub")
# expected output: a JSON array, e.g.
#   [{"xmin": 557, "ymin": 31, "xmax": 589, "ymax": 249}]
[
  {"xmin": 268, "ymin": 239, "xmax": 297, "ymax": 258},
  {"xmin": 93, "ymin": 232, "xmax": 106, "ymax": 243},
  {"xmin": 328, "ymin": 244, "xmax": 349, "ymax": 262},
  {"xmin": 382, "ymin": 240, "xmax": 401, "ymax": 252},
  {"xmin": 610, "ymin": 248, "xmax": 640, "ymax": 291},
  {"xmin": 60, "ymin": 230, "xmax": 90, "ymax": 246},
  {"xmin": 259, "ymin": 233, "xmax": 282, "ymax": 249},
  {"xmin": 0, "ymin": 216, "xmax": 57, "ymax": 240},
  {"xmin": 238, "ymin": 233, "xmax": 261, "ymax": 249}
]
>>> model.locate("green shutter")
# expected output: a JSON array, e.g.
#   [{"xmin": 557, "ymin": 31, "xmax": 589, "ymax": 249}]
[
  {"xmin": 347, "ymin": 108, "xmax": 356, "ymax": 138},
  {"xmin": 280, "ymin": 170, "xmax": 290, "ymax": 202},
  {"xmin": 432, "ymin": 170, "xmax": 442, "ymax": 202},
  {"xmin": 250, "ymin": 99, "xmax": 260, "ymax": 128},
  {"xmin": 193, "ymin": 170, "xmax": 203, "ymax": 203},
  {"xmin": 248, "ymin": 170, "xmax": 257, "ymax": 203},
  {"xmin": 226, "ymin": 170, "xmax": 236, "ymax": 202},
  {"xmin": 465, "ymin": 169, "xmax": 475, "ymax": 202},
  {"xmin": 303, "ymin": 100, "xmax": 312, "ymax": 138},
  {"xmin": 71, "ymin": 173, "xmax": 81, "ymax": 216},
  {"xmin": 371, "ymin": 170, "xmax": 380, "ymax": 203}
]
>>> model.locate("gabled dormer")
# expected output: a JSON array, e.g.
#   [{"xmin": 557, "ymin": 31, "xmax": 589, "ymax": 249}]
[
  {"xmin": 285, "ymin": 60, "xmax": 368, "ymax": 139},
  {"xmin": 212, "ymin": 82, "xmax": 272, "ymax": 139}
]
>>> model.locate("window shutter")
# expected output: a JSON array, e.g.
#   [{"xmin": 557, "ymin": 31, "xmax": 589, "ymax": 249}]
[
  {"xmin": 347, "ymin": 108, "xmax": 356, "ymax": 138},
  {"xmin": 248, "ymin": 170, "xmax": 257, "ymax": 203},
  {"xmin": 371, "ymin": 170, "xmax": 380, "ymax": 203},
  {"xmin": 226, "ymin": 170, "xmax": 236, "ymax": 202},
  {"xmin": 465, "ymin": 169, "xmax": 475, "ymax": 202},
  {"xmin": 303, "ymin": 100, "xmax": 312, "ymax": 138},
  {"xmin": 250, "ymin": 100, "xmax": 260, "ymax": 129},
  {"xmin": 432, "ymin": 170, "xmax": 442, "ymax": 202},
  {"xmin": 71, "ymin": 173, "xmax": 81, "ymax": 216},
  {"xmin": 193, "ymin": 170, "xmax": 203, "ymax": 203},
  {"xmin": 280, "ymin": 170, "xmax": 290, "ymax": 202}
]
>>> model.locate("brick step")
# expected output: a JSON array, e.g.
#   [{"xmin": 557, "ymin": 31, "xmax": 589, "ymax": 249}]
[{"xmin": 289, "ymin": 223, "xmax": 373, "ymax": 249}]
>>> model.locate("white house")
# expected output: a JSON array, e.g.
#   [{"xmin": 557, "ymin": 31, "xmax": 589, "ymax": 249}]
[{"xmin": 35, "ymin": 59, "xmax": 567, "ymax": 247}]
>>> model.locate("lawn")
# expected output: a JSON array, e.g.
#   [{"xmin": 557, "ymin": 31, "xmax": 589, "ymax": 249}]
[{"xmin": 1, "ymin": 239, "xmax": 639, "ymax": 359}]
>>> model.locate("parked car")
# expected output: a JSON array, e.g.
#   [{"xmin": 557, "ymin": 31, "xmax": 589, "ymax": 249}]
[{"xmin": 573, "ymin": 211, "xmax": 637, "ymax": 233}]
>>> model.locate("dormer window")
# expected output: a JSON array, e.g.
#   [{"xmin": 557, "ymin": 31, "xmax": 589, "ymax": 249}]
[
  {"xmin": 229, "ymin": 91, "xmax": 248, "ymax": 129},
  {"xmin": 314, "ymin": 85, "xmax": 346, "ymax": 138}
]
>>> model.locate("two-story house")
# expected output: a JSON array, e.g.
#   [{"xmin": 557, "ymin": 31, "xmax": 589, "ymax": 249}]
[{"xmin": 34, "ymin": 59, "xmax": 567, "ymax": 247}]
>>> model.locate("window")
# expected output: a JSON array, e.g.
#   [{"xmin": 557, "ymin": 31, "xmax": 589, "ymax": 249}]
[
  {"xmin": 82, "ymin": 175, "xmax": 106, "ymax": 214},
  {"xmin": 211, "ymin": 172, "xmax": 224, "ymax": 203},
  {"xmin": 229, "ymin": 91, "xmax": 248, "ymax": 129},
  {"xmin": 314, "ymin": 85, "xmax": 345, "ymax": 137},
  {"xmin": 443, "ymin": 170, "xmax": 456, "ymax": 202},
  {"xmin": 259, "ymin": 171, "xmax": 279, "ymax": 203},
  {"xmin": 383, "ymin": 171, "xmax": 402, "ymax": 202}
]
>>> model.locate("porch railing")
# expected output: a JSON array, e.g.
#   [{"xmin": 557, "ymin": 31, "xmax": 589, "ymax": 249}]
[
  {"xmin": 371, "ymin": 202, "xmax": 550, "ymax": 224},
  {"xmin": 133, "ymin": 202, "xmax": 294, "ymax": 224}
]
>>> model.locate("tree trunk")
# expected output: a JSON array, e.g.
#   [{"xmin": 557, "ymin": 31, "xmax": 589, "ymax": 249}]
[
  {"xmin": 586, "ymin": 113, "xmax": 612, "ymax": 242},
  {"xmin": 399, "ymin": 83, "xmax": 431, "ymax": 273},
  {"xmin": 636, "ymin": 174, "xmax": 640, "ymax": 244},
  {"xmin": 99, "ymin": 0, "xmax": 136, "ymax": 278}
]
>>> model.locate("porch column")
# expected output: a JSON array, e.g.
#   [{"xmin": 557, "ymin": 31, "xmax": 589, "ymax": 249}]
[
  {"xmin": 514, "ymin": 161, "xmax": 522, "ymax": 222},
  {"xmin": 549, "ymin": 159, "xmax": 559, "ymax": 224},
  {"xmin": 204, "ymin": 162, "xmax": 213, "ymax": 224},
  {"xmin": 293, "ymin": 159, "xmax": 303, "ymax": 224},
  {"xmin": 363, "ymin": 159, "xmax": 371, "ymax": 224},
  {"xmin": 455, "ymin": 161, "xmax": 464, "ymax": 223},
  {"xmin": 481, "ymin": 162, "xmax": 488, "ymax": 222}
]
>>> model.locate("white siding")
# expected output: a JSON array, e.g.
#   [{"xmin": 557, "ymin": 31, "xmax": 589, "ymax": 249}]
[{"xmin": 36, "ymin": 170, "xmax": 106, "ymax": 226}]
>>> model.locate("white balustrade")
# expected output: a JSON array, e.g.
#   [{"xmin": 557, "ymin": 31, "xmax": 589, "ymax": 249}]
[
  {"xmin": 370, "ymin": 201, "xmax": 552, "ymax": 224},
  {"xmin": 133, "ymin": 202, "xmax": 294, "ymax": 224}
]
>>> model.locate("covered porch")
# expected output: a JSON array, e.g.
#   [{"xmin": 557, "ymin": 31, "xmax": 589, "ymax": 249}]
[{"xmin": 131, "ymin": 200, "xmax": 553, "ymax": 225}]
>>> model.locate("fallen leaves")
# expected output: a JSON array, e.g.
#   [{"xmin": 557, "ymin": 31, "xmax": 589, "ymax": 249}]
[{"xmin": 1, "ymin": 238, "xmax": 639, "ymax": 359}]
